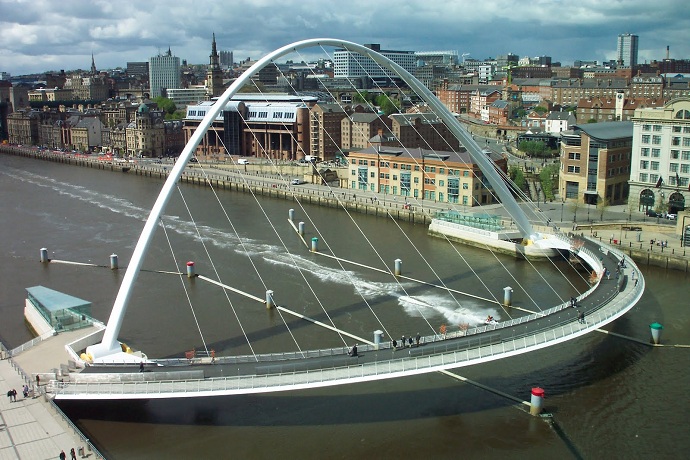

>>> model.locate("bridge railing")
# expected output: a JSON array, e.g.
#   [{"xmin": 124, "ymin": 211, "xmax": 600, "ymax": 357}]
[{"xmin": 53, "ymin": 263, "xmax": 644, "ymax": 398}]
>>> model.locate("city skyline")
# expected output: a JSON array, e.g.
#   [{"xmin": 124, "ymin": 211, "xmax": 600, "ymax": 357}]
[{"xmin": 1, "ymin": 0, "xmax": 690, "ymax": 76}]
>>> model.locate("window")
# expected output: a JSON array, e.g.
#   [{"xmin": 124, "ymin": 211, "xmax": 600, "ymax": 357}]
[
  {"xmin": 681, "ymin": 164, "xmax": 690, "ymax": 174},
  {"xmin": 370, "ymin": 172, "xmax": 375, "ymax": 178},
  {"xmin": 671, "ymin": 150, "xmax": 680, "ymax": 159},
  {"xmin": 641, "ymin": 135, "xmax": 650, "ymax": 143},
  {"xmin": 642, "ymin": 124, "xmax": 651, "ymax": 131},
  {"xmin": 567, "ymin": 165, "xmax": 581, "ymax": 173},
  {"xmin": 650, "ymin": 174, "xmax": 658, "ymax": 184},
  {"xmin": 640, "ymin": 160, "xmax": 649, "ymax": 169},
  {"xmin": 673, "ymin": 126, "xmax": 682, "ymax": 133},
  {"xmin": 651, "ymin": 161, "xmax": 659, "ymax": 171},
  {"xmin": 640, "ymin": 147, "xmax": 650, "ymax": 157},
  {"xmin": 685, "ymin": 127, "xmax": 690, "ymax": 133},
  {"xmin": 438, "ymin": 180, "xmax": 444, "ymax": 187},
  {"xmin": 639, "ymin": 173, "xmax": 648, "ymax": 182},
  {"xmin": 683, "ymin": 151, "xmax": 690, "ymax": 161},
  {"xmin": 653, "ymin": 125, "xmax": 662, "ymax": 131},
  {"xmin": 684, "ymin": 138, "xmax": 690, "ymax": 147},
  {"xmin": 672, "ymin": 137, "xmax": 681, "ymax": 146},
  {"xmin": 462, "ymin": 183, "xmax": 469, "ymax": 189},
  {"xmin": 413, "ymin": 177, "xmax": 419, "ymax": 183},
  {"xmin": 652, "ymin": 135, "xmax": 661, "ymax": 145},
  {"xmin": 568, "ymin": 152, "xmax": 581, "ymax": 160},
  {"xmin": 652, "ymin": 149, "xmax": 661, "ymax": 157},
  {"xmin": 669, "ymin": 163, "xmax": 678, "ymax": 172}
]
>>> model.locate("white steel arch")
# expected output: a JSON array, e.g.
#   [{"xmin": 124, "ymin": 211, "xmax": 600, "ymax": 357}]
[{"xmin": 87, "ymin": 38, "xmax": 537, "ymax": 361}]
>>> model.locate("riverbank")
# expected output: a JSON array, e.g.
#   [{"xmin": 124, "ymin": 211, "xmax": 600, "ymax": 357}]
[{"xmin": 3, "ymin": 145, "xmax": 688, "ymax": 272}]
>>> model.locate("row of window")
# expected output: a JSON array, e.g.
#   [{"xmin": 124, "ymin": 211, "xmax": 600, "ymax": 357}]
[
  {"xmin": 351, "ymin": 181, "xmax": 474, "ymax": 205},
  {"xmin": 639, "ymin": 173, "xmax": 689, "ymax": 186},
  {"xmin": 354, "ymin": 169, "xmax": 474, "ymax": 190},
  {"xmin": 641, "ymin": 134, "xmax": 690, "ymax": 146},
  {"xmin": 351, "ymin": 159, "xmax": 472, "ymax": 177}
]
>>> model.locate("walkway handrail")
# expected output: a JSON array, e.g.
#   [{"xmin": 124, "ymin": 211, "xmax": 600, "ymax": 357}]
[
  {"xmin": 9, "ymin": 330, "xmax": 56, "ymax": 357},
  {"xmin": 53, "ymin": 254, "xmax": 644, "ymax": 399}
]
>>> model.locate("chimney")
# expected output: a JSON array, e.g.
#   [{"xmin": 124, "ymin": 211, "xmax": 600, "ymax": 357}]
[{"xmin": 666, "ymin": 45, "xmax": 670, "ymax": 60}]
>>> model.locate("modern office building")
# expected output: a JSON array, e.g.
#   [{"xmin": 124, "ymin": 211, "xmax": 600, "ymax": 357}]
[
  {"xmin": 559, "ymin": 121, "xmax": 633, "ymax": 207},
  {"xmin": 333, "ymin": 44, "xmax": 415, "ymax": 82},
  {"xmin": 617, "ymin": 33, "xmax": 639, "ymax": 68},
  {"xmin": 628, "ymin": 97, "xmax": 690, "ymax": 215},
  {"xmin": 149, "ymin": 48, "xmax": 181, "ymax": 98}
]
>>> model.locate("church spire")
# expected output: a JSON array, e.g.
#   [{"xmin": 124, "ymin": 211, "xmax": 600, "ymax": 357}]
[
  {"xmin": 91, "ymin": 53, "xmax": 97, "ymax": 75},
  {"xmin": 209, "ymin": 32, "xmax": 220, "ymax": 70}
]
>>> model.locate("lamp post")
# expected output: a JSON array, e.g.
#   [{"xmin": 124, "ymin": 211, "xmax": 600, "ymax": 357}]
[{"xmin": 561, "ymin": 199, "xmax": 564, "ymax": 222}]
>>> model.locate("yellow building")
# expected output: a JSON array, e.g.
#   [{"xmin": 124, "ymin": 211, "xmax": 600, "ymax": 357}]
[{"xmin": 347, "ymin": 146, "xmax": 507, "ymax": 206}]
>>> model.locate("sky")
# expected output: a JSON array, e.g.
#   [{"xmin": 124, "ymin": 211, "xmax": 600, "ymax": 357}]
[{"xmin": 1, "ymin": 0, "xmax": 689, "ymax": 76}]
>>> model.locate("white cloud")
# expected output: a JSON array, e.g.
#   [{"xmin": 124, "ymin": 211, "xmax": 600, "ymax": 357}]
[{"xmin": 1, "ymin": 0, "xmax": 689, "ymax": 75}]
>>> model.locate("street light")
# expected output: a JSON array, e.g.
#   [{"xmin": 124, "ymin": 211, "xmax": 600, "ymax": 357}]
[{"xmin": 561, "ymin": 198, "xmax": 564, "ymax": 222}]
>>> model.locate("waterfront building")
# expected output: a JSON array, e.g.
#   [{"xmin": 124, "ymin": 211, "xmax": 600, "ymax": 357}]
[
  {"xmin": 559, "ymin": 121, "xmax": 633, "ymax": 207},
  {"xmin": 617, "ymin": 33, "xmax": 639, "ymax": 68},
  {"xmin": 7, "ymin": 109, "xmax": 39, "ymax": 144},
  {"xmin": 183, "ymin": 95, "xmax": 315, "ymax": 161},
  {"xmin": 125, "ymin": 103, "xmax": 165, "ymax": 157},
  {"xmin": 628, "ymin": 98, "xmax": 690, "ymax": 214},
  {"xmin": 309, "ymin": 103, "xmax": 350, "ymax": 161},
  {"xmin": 347, "ymin": 146, "xmax": 507, "ymax": 206},
  {"xmin": 149, "ymin": 48, "xmax": 181, "ymax": 98}
]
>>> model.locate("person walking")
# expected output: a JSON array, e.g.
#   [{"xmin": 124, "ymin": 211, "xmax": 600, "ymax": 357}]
[
  {"xmin": 415, "ymin": 333, "xmax": 421, "ymax": 346},
  {"xmin": 59, "ymin": 450, "xmax": 66, "ymax": 460},
  {"xmin": 70, "ymin": 447, "xmax": 77, "ymax": 460}
]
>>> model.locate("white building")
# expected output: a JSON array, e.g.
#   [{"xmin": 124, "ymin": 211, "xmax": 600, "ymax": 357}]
[
  {"xmin": 167, "ymin": 87, "xmax": 208, "ymax": 107},
  {"xmin": 149, "ymin": 48, "xmax": 181, "ymax": 98},
  {"xmin": 628, "ymin": 97, "xmax": 690, "ymax": 214},
  {"xmin": 545, "ymin": 111, "xmax": 577, "ymax": 134},
  {"xmin": 333, "ymin": 44, "xmax": 415, "ymax": 80}
]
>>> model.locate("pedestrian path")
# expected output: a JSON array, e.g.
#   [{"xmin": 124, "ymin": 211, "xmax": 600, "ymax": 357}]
[{"xmin": 0, "ymin": 343, "xmax": 99, "ymax": 460}]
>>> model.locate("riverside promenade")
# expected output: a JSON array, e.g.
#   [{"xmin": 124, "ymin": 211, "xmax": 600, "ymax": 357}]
[{"xmin": 1, "ymin": 334, "xmax": 103, "ymax": 460}]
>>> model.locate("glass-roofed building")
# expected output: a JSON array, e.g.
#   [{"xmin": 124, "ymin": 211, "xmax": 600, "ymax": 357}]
[{"xmin": 25, "ymin": 286, "xmax": 93, "ymax": 334}]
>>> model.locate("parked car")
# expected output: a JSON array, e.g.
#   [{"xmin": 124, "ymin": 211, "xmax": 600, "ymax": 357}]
[
  {"xmin": 291, "ymin": 179, "xmax": 305, "ymax": 185},
  {"xmin": 666, "ymin": 213, "xmax": 677, "ymax": 220},
  {"xmin": 645, "ymin": 209, "xmax": 661, "ymax": 217}
]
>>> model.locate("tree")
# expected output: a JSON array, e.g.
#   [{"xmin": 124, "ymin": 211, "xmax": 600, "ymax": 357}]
[
  {"xmin": 508, "ymin": 166, "xmax": 526, "ymax": 193},
  {"xmin": 376, "ymin": 94, "xmax": 401, "ymax": 116},
  {"xmin": 519, "ymin": 140, "xmax": 549, "ymax": 158},
  {"xmin": 597, "ymin": 196, "xmax": 610, "ymax": 221},
  {"xmin": 587, "ymin": 118, "xmax": 598, "ymax": 123},
  {"xmin": 538, "ymin": 164, "xmax": 559, "ymax": 201},
  {"xmin": 153, "ymin": 97, "xmax": 180, "ymax": 120},
  {"xmin": 353, "ymin": 90, "xmax": 371, "ymax": 103},
  {"xmin": 533, "ymin": 106, "xmax": 548, "ymax": 114}
]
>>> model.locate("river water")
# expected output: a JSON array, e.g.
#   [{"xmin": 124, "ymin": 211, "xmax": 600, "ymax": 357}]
[{"xmin": 1, "ymin": 153, "xmax": 688, "ymax": 459}]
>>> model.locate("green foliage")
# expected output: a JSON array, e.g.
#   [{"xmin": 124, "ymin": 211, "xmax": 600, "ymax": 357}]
[
  {"xmin": 538, "ymin": 164, "xmax": 559, "ymax": 202},
  {"xmin": 153, "ymin": 96, "xmax": 176, "ymax": 115},
  {"xmin": 533, "ymin": 106, "xmax": 548, "ymax": 114},
  {"xmin": 587, "ymin": 118, "xmax": 598, "ymax": 123},
  {"xmin": 508, "ymin": 166, "xmax": 526, "ymax": 192},
  {"xmin": 518, "ymin": 140, "xmax": 549, "ymax": 157},
  {"xmin": 353, "ymin": 90, "xmax": 371, "ymax": 103},
  {"xmin": 376, "ymin": 94, "xmax": 401, "ymax": 116}
]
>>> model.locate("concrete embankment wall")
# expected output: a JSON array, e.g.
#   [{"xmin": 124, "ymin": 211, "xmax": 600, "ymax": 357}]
[{"xmin": 1, "ymin": 147, "xmax": 431, "ymax": 226}]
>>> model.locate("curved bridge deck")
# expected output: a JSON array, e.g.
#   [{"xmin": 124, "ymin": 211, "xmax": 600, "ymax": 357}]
[{"xmin": 52, "ymin": 236, "xmax": 644, "ymax": 400}]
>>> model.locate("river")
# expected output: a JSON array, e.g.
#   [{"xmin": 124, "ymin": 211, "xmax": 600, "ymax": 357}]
[{"xmin": 1, "ymin": 153, "xmax": 688, "ymax": 459}]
